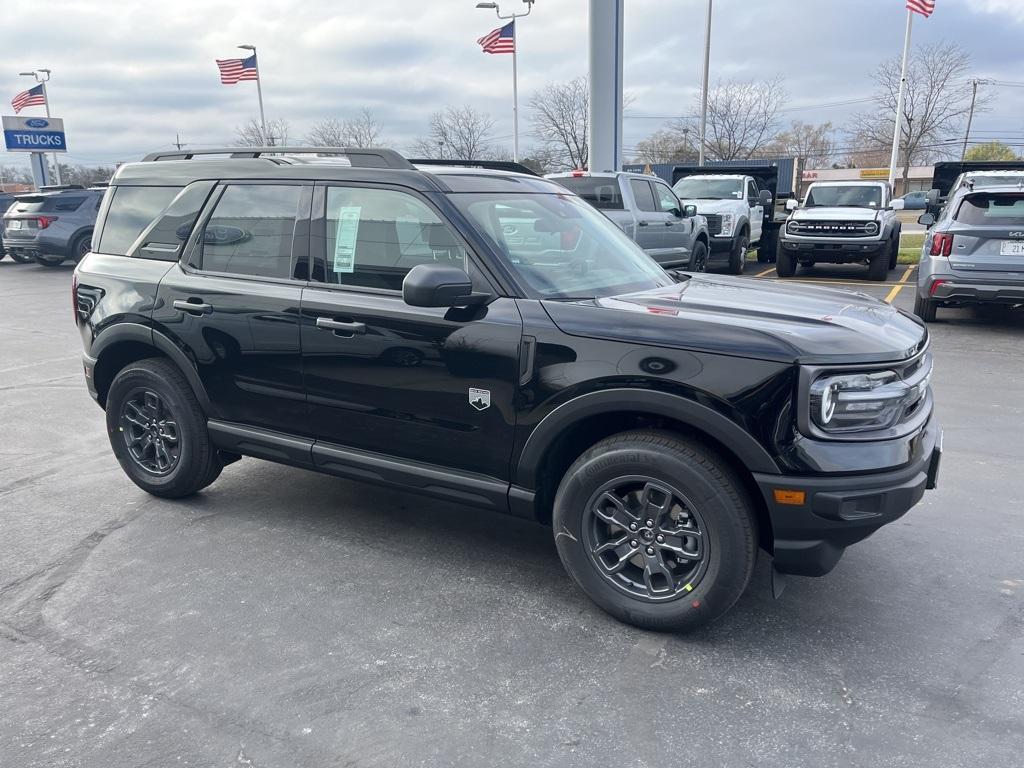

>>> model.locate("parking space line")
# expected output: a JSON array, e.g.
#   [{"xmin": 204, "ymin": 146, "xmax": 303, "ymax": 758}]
[
  {"xmin": 754, "ymin": 267, "xmax": 776, "ymax": 277},
  {"xmin": 884, "ymin": 265, "xmax": 917, "ymax": 304}
]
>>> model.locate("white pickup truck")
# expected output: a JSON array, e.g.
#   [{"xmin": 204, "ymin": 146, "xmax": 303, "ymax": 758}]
[
  {"xmin": 779, "ymin": 180, "xmax": 904, "ymax": 281},
  {"xmin": 672, "ymin": 173, "xmax": 775, "ymax": 274}
]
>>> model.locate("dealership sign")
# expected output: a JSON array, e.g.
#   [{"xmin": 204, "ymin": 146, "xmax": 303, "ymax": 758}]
[{"xmin": 2, "ymin": 115, "xmax": 67, "ymax": 153}]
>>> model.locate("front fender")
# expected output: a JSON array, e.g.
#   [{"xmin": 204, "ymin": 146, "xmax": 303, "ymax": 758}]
[{"xmin": 514, "ymin": 387, "xmax": 781, "ymax": 489}]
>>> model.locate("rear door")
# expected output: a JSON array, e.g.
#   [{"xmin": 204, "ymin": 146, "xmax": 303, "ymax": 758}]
[
  {"xmin": 151, "ymin": 181, "xmax": 311, "ymax": 433},
  {"xmin": 947, "ymin": 191, "xmax": 1024, "ymax": 275}
]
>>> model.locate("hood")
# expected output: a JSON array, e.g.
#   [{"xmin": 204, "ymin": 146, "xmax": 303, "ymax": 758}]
[
  {"xmin": 678, "ymin": 198, "xmax": 745, "ymax": 215},
  {"xmin": 542, "ymin": 274, "xmax": 926, "ymax": 365},
  {"xmin": 791, "ymin": 207, "xmax": 880, "ymax": 222}
]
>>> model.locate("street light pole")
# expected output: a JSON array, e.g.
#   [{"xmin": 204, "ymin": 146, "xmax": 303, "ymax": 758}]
[
  {"xmin": 20, "ymin": 69, "xmax": 62, "ymax": 185},
  {"xmin": 238, "ymin": 44, "xmax": 268, "ymax": 146},
  {"xmin": 698, "ymin": 0, "xmax": 712, "ymax": 166},
  {"xmin": 476, "ymin": 0, "xmax": 534, "ymax": 163}
]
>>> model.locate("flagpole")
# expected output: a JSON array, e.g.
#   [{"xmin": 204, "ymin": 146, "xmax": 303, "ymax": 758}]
[
  {"xmin": 512, "ymin": 21, "xmax": 519, "ymax": 163},
  {"xmin": 887, "ymin": 9, "xmax": 913, "ymax": 191},
  {"xmin": 239, "ymin": 44, "xmax": 268, "ymax": 146}
]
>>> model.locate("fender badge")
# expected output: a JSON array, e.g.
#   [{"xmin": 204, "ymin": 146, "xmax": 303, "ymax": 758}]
[{"xmin": 469, "ymin": 388, "xmax": 491, "ymax": 411}]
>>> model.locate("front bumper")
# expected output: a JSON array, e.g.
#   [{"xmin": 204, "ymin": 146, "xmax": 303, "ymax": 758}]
[
  {"xmin": 781, "ymin": 237, "xmax": 885, "ymax": 263},
  {"xmin": 708, "ymin": 234, "xmax": 737, "ymax": 254},
  {"xmin": 930, "ymin": 278, "xmax": 1024, "ymax": 304},
  {"xmin": 754, "ymin": 419, "xmax": 942, "ymax": 577}
]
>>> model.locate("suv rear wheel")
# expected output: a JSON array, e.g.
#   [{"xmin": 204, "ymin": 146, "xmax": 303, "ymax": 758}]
[
  {"xmin": 552, "ymin": 430, "xmax": 757, "ymax": 632},
  {"xmin": 913, "ymin": 293, "xmax": 937, "ymax": 322},
  {"xmin": 106, "ymin": 358, "xmax": 223, "ymax": 498}
]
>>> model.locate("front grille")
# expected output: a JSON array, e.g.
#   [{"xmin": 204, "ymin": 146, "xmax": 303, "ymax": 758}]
[
  {"xmin": 704, "ymin": 214, "xmax": 722, "ymax": 235},
  {"xmin": 789, "ymin": 220, "xmax": 877, "ymax": 237}
]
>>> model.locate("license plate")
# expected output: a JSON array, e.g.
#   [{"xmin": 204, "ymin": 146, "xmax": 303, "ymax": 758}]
[
  {"xmin": 6, "ymin": 220, "xmax": 22, "ymax": 230},
  {"xmin": 999, "ymin": 240, "xmax": 1024, "ymax": 256}
]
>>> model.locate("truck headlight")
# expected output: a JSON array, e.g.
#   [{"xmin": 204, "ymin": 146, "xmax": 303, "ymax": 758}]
[
  {"xmin": 809, "ymin": 370, "xmax": 920, "ymax": 433},
  {"xmin": 786, "ymin": 219, "xmax": 801, "ymax": 234},
  {"xmin": 864, "ymin": 221, "xmax": 879, "ymax": 236},
  {"xmin": 720, "ymin": 214, "xmax": 734, "ymax": 237}
]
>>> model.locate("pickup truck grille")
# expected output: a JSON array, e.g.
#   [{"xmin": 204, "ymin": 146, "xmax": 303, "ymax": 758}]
[
  {"xmin": 788, "ymin": 220, "xmax": 877, "ymax": 237},
  {"xmin": 703, "ymin": 214, "xmax": 722, "ymax": 235}
]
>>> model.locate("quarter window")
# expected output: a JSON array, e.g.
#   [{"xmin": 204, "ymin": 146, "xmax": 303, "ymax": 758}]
[
  {"xmin": 98, "ymin": 186, "xmax": 182, "ymax": 256},
  {"xmin": 316, "ymin": 186, "xmax": 468, "ymax": 291},
  {"xmin": 193, "ymin": 184, "xmax": 302, "ymax": 279}
]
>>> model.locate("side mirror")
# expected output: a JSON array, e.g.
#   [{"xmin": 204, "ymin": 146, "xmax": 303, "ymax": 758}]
[
  {"xmin": 891, "ymin": 198, "xmax": 905, "ymax": 211},
  {"xmin": 402, "ymin": 263, "xmax": 488, "ymax": 308},
  {"xmin": 758, "ymin": 190, "xmax": 773, "ymax": 207},
  {"xmin": 785, "ymin": 198, "xmax": 799, "ymax": 212},
  {"xmin": 917, "ymin": 212, "xmax": 936, "ymax": 227},
  {"xmin": 683, "ymin": 204, "xmax": 698, "ymax": 218}
]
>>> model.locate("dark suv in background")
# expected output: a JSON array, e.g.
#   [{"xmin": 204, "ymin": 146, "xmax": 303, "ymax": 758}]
[
  {"xmin": 73, "ymin": 147, "xmax": 941, "ymax": 632},
  {"xmin": 3, "ymin": 186, "xmax": 103, "ymax": 267}
]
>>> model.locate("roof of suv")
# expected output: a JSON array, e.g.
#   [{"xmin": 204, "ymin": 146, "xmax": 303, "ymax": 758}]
[{"xmin": 113, "ymin": 147, "xmax": 562, "ymax": 194}]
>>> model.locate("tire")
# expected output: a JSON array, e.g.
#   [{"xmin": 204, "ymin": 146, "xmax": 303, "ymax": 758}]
[
  {"xmin": 775, "ymin": 248, "xmax": 797, "ymax": 278},
  {"xmin": 889, "ymin": 233, "xmax": 899, "ymax": 270},
  {"xmin": 757, "ymin": 229, "xmax": 778, "ymax": 263},
  {"xmin": 105, "ymin": 358, "xmax": 222, "ymax": 498},
  {"xmin": 8, "ymin": 251, "xmax": 34, "ymax": 264},
  {"xmin": 689, "ymin": 240, "xmax": 708, "ymax": 272},
  {"xmin": 69, "ymin": 232, "xmax": 92, "ymax": 264},
  {"xmin": 34, "ymin": 253, "xmax": 66, "ymax": 268},
  {"xmin": 727, "ymin": 231, "xmax": 749, "ymax": 275},
  {"xmin": 913, "ymin": 293, "xmax": 937, "ymax": 322},
  {"xmin": 552, "ymin": 429, "xmax": 757, "ymax": 633},
  {"xmin": 867, "ymin": 247, "xmax": 890, "ymax": 281}
]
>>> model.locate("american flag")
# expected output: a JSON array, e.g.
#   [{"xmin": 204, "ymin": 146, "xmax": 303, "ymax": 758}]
[
  {"xmin": 11, "ymin": 84, "xmax": 45, "ymax": 114},
  {"xmin": 216, "ymin": 54, "xmax": 259, "ymax": 84},
  {"xmin": 477, "ymin": 21, "xmax": 515, "ymax": 54},
  {"xmin": 907, "ymin": 0, "xmax": 936, "ymax": 17}
]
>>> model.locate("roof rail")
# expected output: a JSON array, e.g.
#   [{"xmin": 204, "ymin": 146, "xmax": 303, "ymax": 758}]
[
  {"xmin": 409, "ymin": 158, "xmax": 540, "ymax": 177},
  {"xmin": 141, "ymin": 146, "xmax": 414, "ymax": 170},
  {"xmin": 38, "ymin": 184, "xmax": 86, "ymax": 191}
]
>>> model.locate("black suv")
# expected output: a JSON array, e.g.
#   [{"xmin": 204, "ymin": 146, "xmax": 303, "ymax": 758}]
[{"xmin": 74, "ymin": 148, "xmax": 942, "ymax": 632}]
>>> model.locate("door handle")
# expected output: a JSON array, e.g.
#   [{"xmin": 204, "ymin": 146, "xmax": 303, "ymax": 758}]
[
  {"xmin": 638, "ymin": 221, "xmax": 649, "ymax": 227},
  {"xmin": 173, "ymin": 299, "xmax": 213, "ymax": 315},
  {"xmin": 316, "ymin": 317, "xmax": 366, "ymax": 335}
]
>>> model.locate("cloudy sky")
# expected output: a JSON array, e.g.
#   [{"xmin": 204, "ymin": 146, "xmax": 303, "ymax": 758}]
[{"xmin": 1, "ymin": 0, "xmax": 1022, "ymax": 171}]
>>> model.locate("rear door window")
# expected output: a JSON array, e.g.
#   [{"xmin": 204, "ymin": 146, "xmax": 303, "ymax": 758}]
[
  {"xmin": 553, "ymin": 177, "xmax": 624, "ymax": 210},
  {"xmin": 955, "ymin": 193, "xmax": 1024, "ymax": 226},
  {"xmin": 630, "ymin": 179, "xmax": 658, "ymax": 213},
  {"xmin": 98, "ymin": 186, "xmax": 182, "ymax": 255},
  {"xmin": 191, "ymin": 184, "xmax": 303, "ymax": 279}
]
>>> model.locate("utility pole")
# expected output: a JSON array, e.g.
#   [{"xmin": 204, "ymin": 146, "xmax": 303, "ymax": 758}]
[
  {"xmin": 960, "ymin": 79, "xmax": 988, "ymax": 161},
  {"xmin": 698, "ymin": 0, "xmax": 713, "ymax": 166}
]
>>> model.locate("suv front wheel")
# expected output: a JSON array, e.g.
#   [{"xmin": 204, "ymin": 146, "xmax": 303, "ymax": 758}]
[
  {"xmin": 106, "ymin": 358, "xmax": 223, "ymax": 498},
  {"xmin": 552, "ymin": 430, "xmax": 757, "ymax": 632}
]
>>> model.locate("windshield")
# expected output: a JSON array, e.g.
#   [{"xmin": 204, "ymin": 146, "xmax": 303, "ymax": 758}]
[
  {"xmin": 672, "ymin": 178, "xmax": 743, "ymax": 200},
  {"xmin": 805, "ymin": 185, "xmax": 882, "ymax": 208},
  {"xmin": 451, "ymin": 192, "xmax": 674, "ymax": 300}
]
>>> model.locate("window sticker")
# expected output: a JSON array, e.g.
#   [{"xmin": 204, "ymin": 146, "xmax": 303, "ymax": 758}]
[{"xmin": 333, "ymin": 206, "xmax": 361, "ymax": 273}]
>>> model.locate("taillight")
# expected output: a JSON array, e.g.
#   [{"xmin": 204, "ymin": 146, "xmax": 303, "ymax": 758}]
[
  {"xmin": 930, "ymin": 232, "xmax": 954, "ymax": 257},
  {"xmin": 570, "ymin": 169, "xmax": 587, "ymax": 177}
]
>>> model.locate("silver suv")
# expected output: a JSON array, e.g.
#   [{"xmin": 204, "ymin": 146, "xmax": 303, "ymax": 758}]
[
  {"xmin": 2, "ymin": 187, "xmax": 104, "ymax": 267},
  {"xmin": 915, "ymin": 183, "xmax": 1024, "ymax": 321}
]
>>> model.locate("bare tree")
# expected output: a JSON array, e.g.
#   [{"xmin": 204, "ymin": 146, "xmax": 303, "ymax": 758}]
[
  {"xmin": 307, "ymin": 109, "xmax": 385, "ymax": 148},
  {"xmin": 411, "ymin": 105, "xmax": 495, "ymax": 160},
  {"xmin": 631, "ymin": 127, "xmax": 697, "ymax": 165},
  {"xmin": 234, "ymin": 118, "xmax": 291, "ymax": 147},
  {"xmin": 529, "ymin": 76, "xmax": 589, "ymax": 171},
  {"xmin": 669, "ymin": 78, "xmax": 786, "ymax": 161},
  {"xmin": 51, "ymin": 163, "xmax": 116, "ymax": 186},
  {"xmin": 849, "ymin": 42, "xmax": 984, "ymax": 184},
  {"xmin": 0, "ymin": 164, "xmax": 35, "ymax": 186},
  {"xmin": 768, "ymin": 121, "xmax": 836, "ymax": 168}
]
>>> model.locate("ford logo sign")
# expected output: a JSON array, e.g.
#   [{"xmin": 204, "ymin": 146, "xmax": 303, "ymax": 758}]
[{"xmin": 25, "ymin": 118, "xmax": 49, "ymax": 128}]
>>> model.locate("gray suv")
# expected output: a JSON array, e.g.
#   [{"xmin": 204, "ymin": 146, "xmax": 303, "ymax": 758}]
[
  {"xmin": 915, "ymin": 183, "xmax": 1024, "ymax": 321},
  {"xmin": 548, "ymin": 171, "xmax": 710, "ymax": 271},
  {"xmin": 2, "ymin": 187, "xmax": 104, "ymax": 267}
]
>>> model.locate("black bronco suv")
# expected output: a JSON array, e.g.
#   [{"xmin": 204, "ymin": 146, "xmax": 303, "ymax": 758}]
[{"xmin": 74, "ymin": 147, "xmax": 942, "ymax": 632}]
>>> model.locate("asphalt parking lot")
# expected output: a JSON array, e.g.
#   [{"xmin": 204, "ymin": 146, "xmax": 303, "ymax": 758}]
[{"xmin": 1, "ymin": 259, "xmax": 1022, "ymax": 768}]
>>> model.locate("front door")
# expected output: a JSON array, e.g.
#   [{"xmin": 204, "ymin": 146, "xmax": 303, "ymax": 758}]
[
  {"xmin": 746, "ymin": 179, "xmax": 764, "ymax": 243},
  {"xmin": 299, "ymin": 183, "xmax": 522, "ymax": 480},
  {"xmin": 152, "ymin": 182, "xmax": 311, "ymax": 434},
  {"xmin": 652, "ymin": 179, "xmax": 693, "ymax": 265}
]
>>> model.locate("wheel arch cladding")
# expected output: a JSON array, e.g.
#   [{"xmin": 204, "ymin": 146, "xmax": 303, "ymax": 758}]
[{"xmin": 517, "ymin": 389, "xmax": 778, "ymax": 550}]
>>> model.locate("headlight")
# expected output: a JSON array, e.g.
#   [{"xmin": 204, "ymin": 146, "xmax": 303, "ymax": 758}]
[
  {"xmin": 809, "ymin": 370, "xmax": 923, "ymax": 433},
  {"xmin": 720, "ymin": 213, "xmax": 734, "ymax": 237},
  {"xmin": 786, "ymin": 219, "xmax": 801, "ymax": 234},
  {"xmin": 864, "ymin": 221, "xmax": 879, "ymax": 235}
]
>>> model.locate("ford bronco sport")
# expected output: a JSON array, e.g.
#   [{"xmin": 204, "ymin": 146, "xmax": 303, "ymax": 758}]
[{"xmin": 74, "ymin": 148, "xmax": 942, "ymax": 632}]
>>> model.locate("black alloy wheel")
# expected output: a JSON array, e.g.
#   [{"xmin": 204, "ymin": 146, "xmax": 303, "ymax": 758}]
[
  {"xmin": 118, "ymin": 388, "xmax": 181, "ymax": 475},
  {"xmin": 584, "ymin": 476, "xmax": 709, "ymax": 601},
  {"xmin": 689, "ymin": 241, "xmax": 708, "ymax": 273}
]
